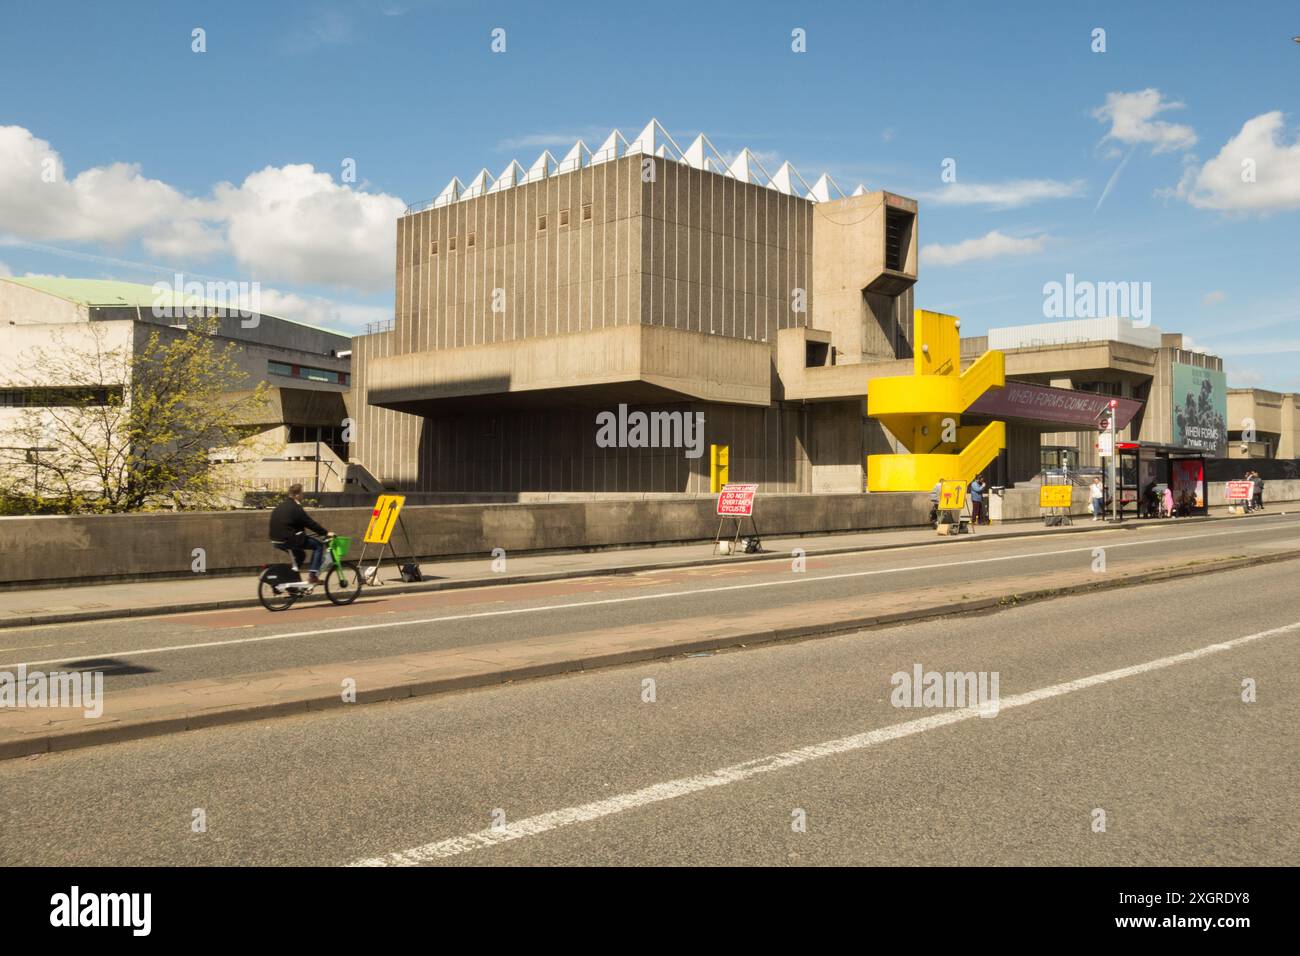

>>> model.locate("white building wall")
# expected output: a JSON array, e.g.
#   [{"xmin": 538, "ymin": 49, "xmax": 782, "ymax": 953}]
[{"xmin": 988, "ymin": 317, "xmax": 1164, "ymax": 351}]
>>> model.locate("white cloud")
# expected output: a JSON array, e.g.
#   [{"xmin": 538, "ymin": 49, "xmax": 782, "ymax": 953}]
[
  {"xmin": 1094, "ymin": 148, "xmax": 1134, "ymax": 212},
  {"xmin": 284, "ymin": 11, "xmax": 353, "ymax": 53},
  {"xmin": 1228, "ymin": 366, "xmax": 1265, "ymax": 385},
  {"xmin": 495, "ymin": 127, "xmax": 612, "ymax": 152},
  {"xmin": 1207, "ymin": 338, "xmax": 1300, "ymax": 357},
  {"xmin": 1092, "ymin": 89, "xmax": 1197, "ymax": 154},
  {"xmin": 0, "ymin": 126, "xmax": 192, "ymax": 244},
  {"xmin": 921, "ymin": 230, "xmax": 1050, "ymax": 267},
  {"xmin": 142, "ymin": 217, "xmax": 226, "ymax": 260},
  {"xmin": 921, "ymin": 178, "xmax": 1085, "ymax": 209},
  {"xmin": 212, "ymin": 165, "xmax": 405, "ymax": 293},
  {"xmin": 0, "ymin": 260, "xmax": 10, "ymax": 276},
  {"xmin": 0, "ymin": 125, "xmax": 406, "ymax": 294},
  {"xmin": 246, "ymin": 287, "xmax": 391, "ymax": 334},
  {"xmin": 1202, "ymin": 290, "xmax": 1227, "ymax": 306},
  {"xmin": 1170, "ymin": 112, "xmax": 1300, "ymax": 213}
]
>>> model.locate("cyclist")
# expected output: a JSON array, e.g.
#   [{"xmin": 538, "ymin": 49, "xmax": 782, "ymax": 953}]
[{"xmin": 269, "ymin": 483, "xmax": 332, "ymax": 584}]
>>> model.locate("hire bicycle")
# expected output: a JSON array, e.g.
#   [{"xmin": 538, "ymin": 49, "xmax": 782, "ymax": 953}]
[{"xmin": 257, "ymin": 533, "xmax": 363, "ymax": 611}]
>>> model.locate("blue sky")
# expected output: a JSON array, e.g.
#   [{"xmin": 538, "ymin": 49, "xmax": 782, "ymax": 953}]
[{"xmin": 1, "ymin": 0, "xmax": 1298, "ymax": 386}]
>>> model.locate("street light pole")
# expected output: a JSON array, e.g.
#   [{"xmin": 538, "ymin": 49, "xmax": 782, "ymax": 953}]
[{"xmin": 0, "ymin": 445, "xmax": 56, "ymax": 503}]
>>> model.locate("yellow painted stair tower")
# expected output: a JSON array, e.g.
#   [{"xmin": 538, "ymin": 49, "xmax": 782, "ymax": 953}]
[{"xmin": 866, "ymin": 310, "xmax": 1007, "ymax": 491}]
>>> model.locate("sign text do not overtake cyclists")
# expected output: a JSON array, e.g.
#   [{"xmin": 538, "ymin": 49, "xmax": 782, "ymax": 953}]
[{"xmin": 717, "ymin": 483, "xmax": 757, "ymax": 517}]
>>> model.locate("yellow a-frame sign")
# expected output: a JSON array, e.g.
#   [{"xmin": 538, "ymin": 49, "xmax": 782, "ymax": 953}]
[{"xmin": 364, "ymin": 494, "xmax": 406, "ymax": 545}]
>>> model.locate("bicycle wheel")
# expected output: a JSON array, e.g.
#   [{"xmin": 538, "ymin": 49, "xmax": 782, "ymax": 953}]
[
  {"xmin": 258, "ymin": 571, "xmax": 297, "ymax": 611},
  {"xmin": 324, "ymin": 561, "xmax": 363, "ymax": 605}
]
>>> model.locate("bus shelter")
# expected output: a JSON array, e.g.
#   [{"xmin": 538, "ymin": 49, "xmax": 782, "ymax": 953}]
[{"xmin": 1114, "ymin": 441, "xmax": 1210, "ymax": 518}]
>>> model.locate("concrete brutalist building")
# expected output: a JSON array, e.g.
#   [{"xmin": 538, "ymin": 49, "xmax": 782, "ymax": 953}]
[
  {"xmin": 0, "ymin": 277, "xmax": 354, "ymax": 496},
  {"xmin": 351, "ymin": 120, "xmax": 917, "ymax": 495}
]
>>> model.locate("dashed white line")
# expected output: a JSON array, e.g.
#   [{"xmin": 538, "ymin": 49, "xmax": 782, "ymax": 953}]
[{"xmin": 349, "ymin": 618, "xmax": 1300, "ymax": 865}]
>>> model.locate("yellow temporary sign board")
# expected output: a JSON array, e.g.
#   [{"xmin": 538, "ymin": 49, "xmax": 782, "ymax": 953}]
[
  {"xmin": 1039, "ymin": 485, "xmax": 1073, "ymax": 509},
  {"xmin": 364, "ymin": 494, "xmax": 406, "ymax": 544},
  {"xmin": 710, "ymin": 444, "xmax": 730, "ymax": 493},
  {"xmin": 938, "ymin": 480, "xmax": 967, "ymax": 511}
]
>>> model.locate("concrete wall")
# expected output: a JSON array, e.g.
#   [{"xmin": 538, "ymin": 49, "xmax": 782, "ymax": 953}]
[
  {"xmin": 395, "ymin": 155, "xmax": 645, "ymax": 352},
  {"xmin": 987, "ymin": 478, "xmax": 1300, "ymax": 520},
  {"xmin": 811, "ymin": 192, "xmax": 917, "ymax": 363},
  {"xmin": 988, "ymin": 487, "xmax": 1092, "ymax": 522},
  {"xmin": 344, "ymin": 399, "xmax": 822, "ymax": 495},
  {"xmin": 0, "ymin": 280, "xmax": 86, "ymax": 325},
  {"xmin": 352, "ymin": 153, "xmax": 885, "ymax": 495},
  {"xmin": 642, "ymin": 155, "xmax": 813, "ymax": 342},
  {"xmin": 1228, "ymin": 388, "xmax": 1300, "ymax": 458},
  {"xmin": 1205, "ymin": 477, "xmax": 1300, "ymax": 506},
  {"xmin": 0, "ymin": 493, "xmax": 928, "ymax": 587},
  {"xmin": 0, "ymin": 320, "xmax": 134, "ymax": 387}
]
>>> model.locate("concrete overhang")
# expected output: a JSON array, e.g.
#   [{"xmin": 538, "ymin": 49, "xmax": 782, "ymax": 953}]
[
  {"xmin": 776, "ymin": 326, "xmax": 909, "ymax": 401},
  {"xmin": 226, "ymin": 386, "xmax": 347, "ymax": 426},
  {"xmin": 865, "ymin": 269, "xmax": 917, "ymax": 297},
  {"xmin": 1002, "ymin": 340, "xmax": 1157, "ymax": 380},
  {"xmin": 781, "ymin": 359, "xmax": 912, "ymax": 402},
  {"xmin": 366, "ymin": 324, "xmax": 773, "ymax": 414}
]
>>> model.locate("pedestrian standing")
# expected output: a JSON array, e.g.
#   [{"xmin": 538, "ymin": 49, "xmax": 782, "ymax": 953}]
[
  {"xmin": 1090, "ymin": 476, "xmax": 1104, "ymax": 521},
  {"xmin": 1253, "ymin": 472, "xmax": 1265, "ymax": 512},
  {"xmin": 1162, "ymin": 485, "xmax": 1175, "ymax": 519},
  {"xmin": 929, "ymin": 480, "xmax": 942, "ymax": 528},
  {"xmin": 969, "ymin": 475, "xmax": 986, "ymax": 526}
]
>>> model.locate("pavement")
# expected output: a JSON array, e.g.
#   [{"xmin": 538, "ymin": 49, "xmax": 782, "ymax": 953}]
[
  {"xmin": 3, "ymin": 559, "xmax": 1296, "ymax": 866},
  {"xmin": 1, "ymin": 511, "xmax": 1297, "ymax": 759},
  {"xmin": 0, "ymin": 505, "xmax": 1281, "ymax": 629}
]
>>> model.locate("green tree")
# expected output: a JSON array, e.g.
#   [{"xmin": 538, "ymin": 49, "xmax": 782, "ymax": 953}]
[{"xmin": 0, "ymin": 316, "xmax": 269, "ymax": 512}]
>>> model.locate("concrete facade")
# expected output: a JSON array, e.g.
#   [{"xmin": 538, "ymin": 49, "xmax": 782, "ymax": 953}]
[
  {"xmin": 352, "ymin": 147, "xmax": 918, "ymax": 495},
  {"xmin": 1226, "ymin": 388, "xmax": 1300, "ymax": 458},
  {"xmin": 973, "ymin": 325, "xmax": 1228, "ymax": 476},
  {"xmin": 350, "ymin": 129, "xmax": 1239, "ymax": 499},
  {"xmin": 0, "ymin": 278, "xmax": 353, "ymax": 499}
]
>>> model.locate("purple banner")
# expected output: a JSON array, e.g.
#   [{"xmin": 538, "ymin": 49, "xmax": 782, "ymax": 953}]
[{"xmin": 967, "ymin": 381, "xmax": 1143, "ymax": 429}]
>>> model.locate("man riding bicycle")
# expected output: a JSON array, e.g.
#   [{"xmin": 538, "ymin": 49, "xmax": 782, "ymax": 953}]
[{"xmin": 269, "ymin": 483, "xmax": 332, "ymax": 584}]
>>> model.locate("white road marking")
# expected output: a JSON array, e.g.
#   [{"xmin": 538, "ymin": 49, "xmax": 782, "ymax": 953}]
[
  {"xmin": 349, "ymin": 619, "xmax": 1300, "ymax": 865},
  {"xmin": 2, "ymin": 521, "xmax": 1295, "ymax": 669}
]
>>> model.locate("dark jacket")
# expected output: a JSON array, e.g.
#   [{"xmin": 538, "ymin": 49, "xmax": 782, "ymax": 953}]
[{"xmin": 269, "ymin": 498, "xmax": 328, "ymax": 542}]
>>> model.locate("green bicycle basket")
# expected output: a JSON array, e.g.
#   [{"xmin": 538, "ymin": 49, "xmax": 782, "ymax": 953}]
[{"xmin": 328, "ymin": 535, "xmax": 352, "ymax": 565}]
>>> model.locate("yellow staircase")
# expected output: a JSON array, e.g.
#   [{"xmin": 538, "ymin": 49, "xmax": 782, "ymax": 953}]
[{"xmin": 866, "ymin": 310, "xmax": 1007, "ymax": 491}]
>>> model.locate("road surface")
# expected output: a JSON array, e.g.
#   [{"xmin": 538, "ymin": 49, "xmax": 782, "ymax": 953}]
[
  {"xmin": 2, "ymin": 557, "xmax": 1296, "ymax": 866},
  {"xmin": 1, "ymin": 514, "xmax": 1297, "ymax": 692}
]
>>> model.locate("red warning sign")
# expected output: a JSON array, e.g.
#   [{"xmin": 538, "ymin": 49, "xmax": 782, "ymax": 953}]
[{"xmin": 717, "ymin": 483, "xmax": 758, "ymax": 517}]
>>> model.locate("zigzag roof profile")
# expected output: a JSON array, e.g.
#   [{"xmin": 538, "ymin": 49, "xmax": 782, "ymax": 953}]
[
  {"xmin": 407, "ymin": 121, "xmax": 871, "ymax": 215},
  {"xmin": 523, "ymin": 151, "xmax": 556, "ymax": 183},
  {"xmin": 488, "ymin": 160, "xmax": 526, "ymax": 193}
]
